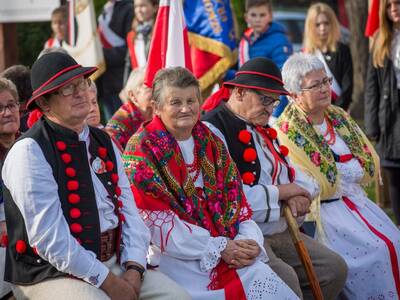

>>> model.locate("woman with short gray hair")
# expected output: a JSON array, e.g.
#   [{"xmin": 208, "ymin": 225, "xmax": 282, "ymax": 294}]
[
  {"xmin": 282, "ymin": 53, "xmax": 325, "ymax": 95},
  {"xmin": 123, "ymin": 66, "xmax": 299, "ymax": 300},
  {"xmin": 276, "ymin": 52, "xmax": 400, "ymax": 298}
]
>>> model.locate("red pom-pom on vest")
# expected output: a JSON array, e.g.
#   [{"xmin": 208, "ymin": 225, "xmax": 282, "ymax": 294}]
[
  {"xmin": 70, "ymin": 208, "xmax": 81, "ymax": 219},
  {"xmin": 242, "ymin": 172, "xmax": 255, "ymax": 185},
  {"xmin": 266, "ymin": 128, "xmax": 277, "ymax": 139},
  {"xmin": 119, "ymin": 213, "xmax": 126, "ymax": 223},
  {"xmin": 68, "ymin": 193, "xmax": 80, "ymax": 204},
  {"xmin": 1, "ymin": 234, "xmax": 8, "ymax": 247},
  {"xmin": 70, "ymin": 223, "xmax": 83, "ymax": 234},
  {"xmin": 279, "ymin": 145, "xmax": 289, "ymax": 157},
  {"xmin": 56, "ymin": 141, "xmax": 67, "ymax": 151},
  {"xmin": 111, "ymin": 173, "xmax": 119, "ymax": 184},
  {"xmin": 105, "ymin": 161, "xmax": 114, "ymax": 172},
  {"xmin": 115, "ymin": 186, "xmax": 122, "ymax": 197},
  {"xmin": 61, "ymin": 153, "xmax": 72, "ymax": 164},
  {"xmin": 117, "ymin": 200, "xmax": 123, "ymax": 209},
  {"xmin": 243, "ymin": 148, "xmax": 257, "ymax": 162},
  {"xmin": 67, "ymin": 180, "xmax": 79, "ymax": 191},
  {"xmin": 98, "ymin": 147, "xmax": 107, "ymax": 159},
  {"xmin": 65, "ymin": 167, "xmax": 76, "ymax": 178},
  {"xmin": 16, "ymin": 240, "xmax": 26, "ymax": 254},
  {"xmin": 238, "ymin": 130, "xmax": 252, "ymax": 144}
]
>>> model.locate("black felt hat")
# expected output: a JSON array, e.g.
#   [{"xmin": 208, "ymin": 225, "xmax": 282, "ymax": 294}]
[
  {"xmin": 27, "ymin": 52, "xmax": 97, "ymax": 110},
  {"xmin": 224, "ymin": 57, "xmax": 288, "ymax": 95}
]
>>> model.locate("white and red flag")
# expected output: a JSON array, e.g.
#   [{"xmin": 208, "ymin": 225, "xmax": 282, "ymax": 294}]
[{"xmin": 144, "ymin": 0, "xmax": 193, "ymax": 87}]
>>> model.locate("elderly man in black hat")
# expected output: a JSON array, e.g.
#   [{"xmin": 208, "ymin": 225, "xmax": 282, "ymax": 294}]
[
  {"xmin": 202, "ymin": 57, "xmax": 347, "ymax": 299},
  {"xmin": 1, "ymin": 52, "xmax": 190, "ymax": 300}
]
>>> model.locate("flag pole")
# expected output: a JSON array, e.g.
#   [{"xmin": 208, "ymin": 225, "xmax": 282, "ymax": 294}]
[{"xmin": 283, "ymin": 206, "xmax": 324, "ymax": 300}]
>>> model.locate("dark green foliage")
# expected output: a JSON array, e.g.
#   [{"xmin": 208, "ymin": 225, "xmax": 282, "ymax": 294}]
[
  {"xmin": 17, "ymin": 22, "xmax": 52, "ymax": 67},
  {"xmin": 231, "ymin": 0, "xmax": 246, "ymax": 36}
]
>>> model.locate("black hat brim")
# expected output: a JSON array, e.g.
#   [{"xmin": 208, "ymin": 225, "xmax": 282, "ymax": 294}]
[
  {"xmin": 224, "ymin": 73, "xmax": 288, "ymax": 95},
  {"xmin": 27, "ymin": 66, "xmax": 97, "ymax": 110}
]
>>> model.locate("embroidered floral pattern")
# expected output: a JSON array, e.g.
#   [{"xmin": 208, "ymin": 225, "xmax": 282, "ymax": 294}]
[
  {"xmin": 123, "ymin": 116, "xmax": 252, "ymax": 240},
  {"xmin": 106, "ymin": 102, "xmax": 145, "ymax": 150},
  {"xmin": 277, "ymin": 105, "xmax": 376, "ymax": 186}
]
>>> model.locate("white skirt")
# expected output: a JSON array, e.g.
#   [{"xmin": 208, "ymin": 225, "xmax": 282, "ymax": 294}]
[
  {"xmin": 158, "ymin": 255, "xmax": 299, "ymax": 300},
  {"xmin": 319, "ymin": 194, "xmax": 400, "ymax": 300}
]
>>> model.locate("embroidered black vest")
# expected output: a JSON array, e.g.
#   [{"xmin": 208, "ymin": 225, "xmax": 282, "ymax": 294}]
[
  {"xmin": 202, "ymin": 103, "xmax": 262, "ymax": 185},
  {"xmin": 3, "ymin": 118, "xmax": 120, "ymax": 285}
]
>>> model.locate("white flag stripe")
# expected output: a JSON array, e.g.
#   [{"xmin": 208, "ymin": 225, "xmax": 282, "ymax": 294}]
[{"xmin": 166, "ymin": 0, "xmax": 186, "ymax": 67}]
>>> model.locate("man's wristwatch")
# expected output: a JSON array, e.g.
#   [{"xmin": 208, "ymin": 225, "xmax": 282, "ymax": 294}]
[{"xmin": 126, "ymin": 264, "xmax": 145, "ymax": 281}]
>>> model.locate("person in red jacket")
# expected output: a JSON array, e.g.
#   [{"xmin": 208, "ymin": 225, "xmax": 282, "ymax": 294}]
[{"xmin": 125, "ymin": 0, "xmax": 158, "ymax": 78}]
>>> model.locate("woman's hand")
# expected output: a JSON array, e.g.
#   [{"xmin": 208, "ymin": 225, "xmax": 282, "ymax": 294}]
[{"xmin": 222, "ymin": 239, "xmax": 261, "ymax": 269}]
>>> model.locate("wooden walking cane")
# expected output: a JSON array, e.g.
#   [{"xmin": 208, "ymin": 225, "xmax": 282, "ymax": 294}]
[{"xmin": 283, "ymin": 206, "xmax": 324, "ymax": 300}]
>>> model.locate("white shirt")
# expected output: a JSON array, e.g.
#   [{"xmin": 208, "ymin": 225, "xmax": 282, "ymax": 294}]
[
  {"xmin": 2, "ymin": 125, "xmax": 150, "ymax": 288},
  {"xmin": 204, "ymin": 122, "xmax": 319, "ymax": 235}
]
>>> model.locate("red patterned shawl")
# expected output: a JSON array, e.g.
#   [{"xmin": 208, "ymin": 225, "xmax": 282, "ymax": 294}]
[{"xmin": 123, "ymin": 116, "xmax": 251, "ymax": 298}]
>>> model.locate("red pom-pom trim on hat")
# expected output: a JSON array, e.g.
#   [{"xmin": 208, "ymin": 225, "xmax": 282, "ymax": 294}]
[
  {"xmin": 111, "ymin": 173, "xmax": 119, "ymax": 184},
  {"xmin": 98, "ymin": 147, "xmax": 107, "ymax": 159},
  {"xmin": 65, "ymin": 167, "xmax": 76, "ymax": 178},
  {"xmin": 32, "ymin": 247, "xmax": 38, "ymax": 255},
  {"xmin": 279, "ymin": 145, "xmax": 289, "ymax": 157},
  {"xmin": 243, "ymin": 148, "xmax": 257, "ymax": 162},
  {"xmin": 105, "ymin": 161, "xmax": 114, "ymax": 172},
  {"xmin": 16, "ymin": 240, "xmax": 27, "ymax": 254},
  {"xmin": 115, "ymin": 186, "xmax": 122, "ymax": 197},
  {"xmin": 242, "ymin": 172, "xmax": 255, "ymax": 185},
  {"xmin": 70, "ymin": 223, "xmax": 83, "ymax": 234},
  {"xmin": 119, "ymin": 213, "xmax": 126, "ymax": 223},
  {"xmin": 266, "ymin": 128, "xmax": 277, "ymax": 139},
  {"xmin": 117, "ymin": 200, "xmax": 123, "ymax": 209},
  {"xmin": 68, "ymin": 193, "xmax": 80, "ymax": 204},
  {"xmin": 70, "ymin": 208, "xmax": 81, "ymax": 219},
  {"xmin": 67, "ymin": 180, "xmax": 79, "ymax": 191},
  {"xmin": 238, "ymin": 130, "xmax": 252, "ymax": 144},
  {"xmin": 56, "ymin": 141, "xmax": 67, "ymax": 151},
  {"xmin": 1, "ymin": 234, "xmax": 8, "ymax": 247},
  {"xmin": 61, "ymin": 153, "xmax": 72, "ymax": 164}
]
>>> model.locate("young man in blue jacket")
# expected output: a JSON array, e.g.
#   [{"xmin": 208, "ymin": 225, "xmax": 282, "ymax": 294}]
[{"xmin": 239, "ymin": 0, "xmax": 293, "ymax": 117}]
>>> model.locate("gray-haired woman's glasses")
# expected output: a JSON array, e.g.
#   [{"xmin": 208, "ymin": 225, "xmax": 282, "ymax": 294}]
[{"xmin": 301, "ymin": 77, "xmax": 333, "ymax": 92}]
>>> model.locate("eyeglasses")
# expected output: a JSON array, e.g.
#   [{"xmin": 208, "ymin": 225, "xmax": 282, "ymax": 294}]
[
  {"xmin": 301, "ymin": 77, "xmax": 333, "ymax": 92},
  {"xmin": 0, "ymin": 101, "xmax": 20, "ymax": 115},
  {"xmin": 56, "ymin": 78, "xmax": 91, "ymax": 97},
  {"xmin": 254, "ymin": 90, "xmax": 280, "ymax": 108}
]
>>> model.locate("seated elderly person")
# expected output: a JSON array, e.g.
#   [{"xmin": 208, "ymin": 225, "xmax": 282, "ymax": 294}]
[
  {"xmin": 2, "ymin": 52, "xmax": 190, "ymax": 300},
  {"xmin": 85, "ymin": 81, "xmax": 102, "ymax": 128},
  {"xmin": 0, "ymin": 78, "xmax": 20, "ymax": 299},
  {"xmin": 123, "ymin": 67, "xmax": 299, "ymax": 300},
  {"xmin": 106, "ymin": 68, "xmax": 152, "ymax": 150},
  {"xmin": 276, "ymin": 52, "xmax": 400, "ymax": 298},
  {"xmin": 202, "ymin": 57, "xmax": 347, "ymax": 299}
]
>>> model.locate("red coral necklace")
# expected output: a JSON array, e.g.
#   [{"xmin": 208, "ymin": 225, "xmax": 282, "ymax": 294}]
[{"xmin": 186, "ymin": 147, "xmax": 201, "ymax": 182}]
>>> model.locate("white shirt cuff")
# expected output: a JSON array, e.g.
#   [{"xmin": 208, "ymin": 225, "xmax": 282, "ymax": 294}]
[
  {"xmin": 83, "ymin": 260, "xmax": 109, "ymax": 288},
  {"xmin": 199, "ymin": 237, "xmax": 227, "ymax": 272}
]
